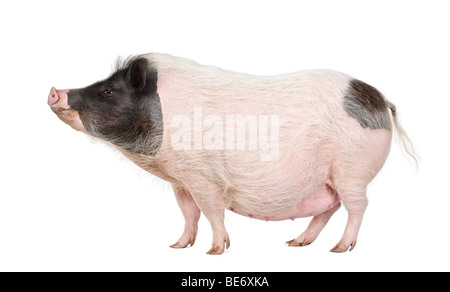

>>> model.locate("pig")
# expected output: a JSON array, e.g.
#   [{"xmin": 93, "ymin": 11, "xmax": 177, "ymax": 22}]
[{"xmin": 48, "ymin": 53, "xmax": 417, "ymax": 254}]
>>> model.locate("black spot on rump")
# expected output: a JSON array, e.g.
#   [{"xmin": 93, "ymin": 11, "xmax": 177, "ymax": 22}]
[{"xmin": 343, "ymin": 79, "xmax": 391, "ymax": 130}]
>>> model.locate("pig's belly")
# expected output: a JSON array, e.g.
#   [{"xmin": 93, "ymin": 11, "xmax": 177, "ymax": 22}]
[{"xmin": 227, "ymin": 184, "xmax": 339, "ymax": 221}]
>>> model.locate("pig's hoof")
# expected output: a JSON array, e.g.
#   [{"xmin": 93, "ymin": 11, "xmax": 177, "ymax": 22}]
[
  {"xmin": 286, "ymin": 239, "xmax": 311, "ymax": 247},
  {"xmin": 206, "ymin": 246, "xmax": 225, "ymax": 255},
  {"xmin": 170, "ymin": 230, "xmax": 197, "ymax": 249},
  {"xmin": 330, "ymin": 241, "xmax": 356, "ymax": 253},
  {"xmin": 206, "ymin": 236, "xmax": 230, "ymax": 255},
  {"xmin": 170, "ymin": 240, "xmax": 194, "ymax": 249}
]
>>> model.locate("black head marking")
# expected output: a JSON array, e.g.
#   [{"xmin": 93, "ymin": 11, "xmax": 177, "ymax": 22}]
[{"xmin": 68, "ymin": 55, "xmax": 163, "ymax": 156}]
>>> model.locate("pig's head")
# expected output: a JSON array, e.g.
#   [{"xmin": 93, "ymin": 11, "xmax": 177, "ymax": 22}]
[{"xmin": 48, "ymin": 56, "xmax": 163, "ymax": 156}]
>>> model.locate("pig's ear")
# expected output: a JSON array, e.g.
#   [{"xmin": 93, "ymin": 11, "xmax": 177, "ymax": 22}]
[{"xmin": 127, "ymin": 58, "xmax": 148, "ymax": 94}]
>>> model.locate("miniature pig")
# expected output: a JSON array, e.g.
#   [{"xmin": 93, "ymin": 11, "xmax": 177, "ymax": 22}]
[{"xmin": 48, "ymin": 53, "xmax": 416, "ymax": 254}]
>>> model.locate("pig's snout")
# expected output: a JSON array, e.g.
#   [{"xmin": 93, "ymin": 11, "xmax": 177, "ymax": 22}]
[
  {"xmin": 48, "ymin": 87, "xmax": 85, "ymax": 132},
  {"xmin": 48, "ymin": 87, "xmax": 70, "ymax": 109},
  {"xmin": 48, "ymin": 87, "xmax": 59, "ymax": 106}
]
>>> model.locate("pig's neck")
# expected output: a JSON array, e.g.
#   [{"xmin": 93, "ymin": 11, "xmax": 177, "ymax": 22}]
[
  {"xmin": 116, "ymin": 55, "xmax": 235, "ymax": 185},
  {"xmin": 117, "ymin": 147, "xmax": 178, "ymax": 184}
]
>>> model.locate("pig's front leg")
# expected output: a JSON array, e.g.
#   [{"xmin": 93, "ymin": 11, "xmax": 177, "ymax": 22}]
[
  {"xmin": 188, "ymin": 183, "xmax": 230, "ymax": 255},
  {"xmin": 170, "ymin": 184, "xmax": 201, "ymax": 248}
]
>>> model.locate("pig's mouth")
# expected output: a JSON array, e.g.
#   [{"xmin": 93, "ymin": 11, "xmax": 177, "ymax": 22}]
[
  {"xmin": 51, "ymin": 107, "xmax": 76, "ymax": 114},
  {"xmin": 50, "ymin": 106, "xmax": 86, "ymax": 133}
]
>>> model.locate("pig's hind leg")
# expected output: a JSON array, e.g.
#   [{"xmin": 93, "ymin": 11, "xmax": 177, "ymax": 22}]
[
  {"xmin": 170, "ymin": 184, "xmax": 201, "ymax": 249},
  {"xmin": 287, "ymin": 185, "xmax": 341, "ymax": 247},
  {"xmin": 329, "ymin": 185, "xmax": 368, "ymax": 253},
  {"xmin": 327, "ymin": 139, "xmax": 385, "ymax": 252},
  {"xmin": 287, "ymin": 202, "xmax": 341, "ymax": 247}
]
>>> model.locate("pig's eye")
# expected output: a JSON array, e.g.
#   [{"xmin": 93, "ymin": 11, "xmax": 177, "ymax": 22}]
[{"xmin": 100, "ymin": 87, "xmax": 114, "ymax": 98}]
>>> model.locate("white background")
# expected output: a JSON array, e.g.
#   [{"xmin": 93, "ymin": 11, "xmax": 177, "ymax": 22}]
[{"xmin": 0, "ymin": 0, "xmax": 449, "ymax": 272}]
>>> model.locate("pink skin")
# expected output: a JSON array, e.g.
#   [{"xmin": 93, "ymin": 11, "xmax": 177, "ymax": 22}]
[
  {"xmin": 152, "ymin": 65, "xmax": 391, "ymax": 254},
  {"xmin": 49, "ymin": 54, "xmax": 394, "ymax": 255}
]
